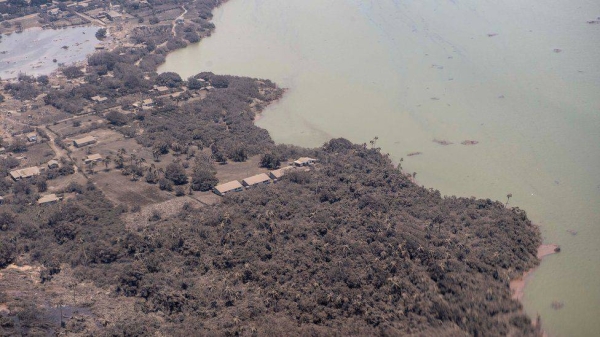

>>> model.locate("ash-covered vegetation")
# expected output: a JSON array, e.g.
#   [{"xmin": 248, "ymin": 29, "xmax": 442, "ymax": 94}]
[
  {"xmin": 137, "ymin": 72, "xmax": 282, "ymax": 159},
  {"xmin": 0, "ymin": 138, "xmax": 541, "ymax": 336},
  {"xmin": 1, "ymin": 1, "xmax": 542, "ymax": 334}
]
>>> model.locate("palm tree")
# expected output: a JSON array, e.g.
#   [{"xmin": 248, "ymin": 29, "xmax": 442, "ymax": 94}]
[
  {"xmin": 130, "ymin": 153, "xmax": 137, "ymax": 167},
  {"xmin": 87, "ymin": 161, "xmax": 97, "ymax": 174},
  {"xmin": 152, "ymin": 148, "xmax": 161, "ymax": 162},
  {"xmin": 506, "ymin": 193, "xmax": 512, "ymax": 206},
  {"xmin": 104, "ymin": 156, "xmax": 111, "ymax": 171},
  {"xmin": 114, "ymin": 155, "xmax": 124, "ymax": 169},
  {"xmin": 369, "ymin": 136, "xmax": 379, "ymax": 148}
]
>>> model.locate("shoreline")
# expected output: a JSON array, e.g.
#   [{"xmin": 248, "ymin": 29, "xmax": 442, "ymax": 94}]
[
  {"xmin": 510, "ymin": 243, "xmax": 560, "ymax": 335},
  {"xmin": 510, "ymin": 243, "xmax": 560, "ymax": 302},
  {"xmin": 0, "ymin": 1, "xmax": 552, "ymax": 334}
]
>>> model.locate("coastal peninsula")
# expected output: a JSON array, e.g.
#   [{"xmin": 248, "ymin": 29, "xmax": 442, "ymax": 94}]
[{"xmin": 0, "ymin": 0, "xmax": 543, "ymax": 335}]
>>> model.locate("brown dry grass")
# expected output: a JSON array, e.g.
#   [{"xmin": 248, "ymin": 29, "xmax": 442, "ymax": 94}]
[
  {"xmin": 20, "ymin": 142, "xmax": 55, "ymax": 167},
  {"xmin": 215, "ymin": 155, "xmax": 271, "ymax": 184},
  {"xmin": 90, "ymin": 171, "xmax": 172, "ymax": 208}
]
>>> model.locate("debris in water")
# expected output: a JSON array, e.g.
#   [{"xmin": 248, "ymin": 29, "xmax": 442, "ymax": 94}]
[
  {"xmin": 566, "ymin": 229, "xmax": 578, "ymax": 236},
  {"xmin": 487, "ymin": 33, "xmax": 498, "ymax": 37},
  {"xmin": 433, "ymin": 139, "xmax": 453, "ymax": 146},
  {"xmin": 551, "ymin": 301, "xmax": 564, "ymax": 310},
  {"xmin": 407, "ymin": 152, "xmax": 422, "ymax": 157},
  {"xmin": 553, "ymin": 48, "xmax": 562, "ymax": 53},
  {"xmin": 461, "ymin": 140, "xmax": 479, "ymax": 145}
]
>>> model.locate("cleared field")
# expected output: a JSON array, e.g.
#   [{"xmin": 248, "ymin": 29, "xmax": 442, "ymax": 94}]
[
  {"xmin": 90, "ymin": 170, "xmax": 172, "ymax": 208},
  {"xmin": 46, "ymin": 171, "xmax": 88, "ymax": 193},
  {"xmin": 214, "ymin": 155, "xmax": 271, "ymax": 183},
  {"xmin": 20, "ymin": 142, "xmax": 55, "ymax": 167},
  {"xmin": 48, "ymin": 115, "xmax": 105, "ymax": 137}
]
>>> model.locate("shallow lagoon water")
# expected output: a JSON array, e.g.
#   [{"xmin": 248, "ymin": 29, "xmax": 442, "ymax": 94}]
[
  {"xmin": 160, "ymin": 0, "xmax": 600, "ymax": 335},
  {"xmin": 0, "ymin": 26, "xmax": 99, "ymax": 79}
]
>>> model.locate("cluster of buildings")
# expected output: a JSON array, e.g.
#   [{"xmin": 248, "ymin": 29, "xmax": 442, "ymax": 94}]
[
  {"xmin": 8, "ymin": 157, "xmax": 63, "ymax": 181},
  {"xmin": 213, "ymin": 157, "xmax": 317, "ymax": 196}
]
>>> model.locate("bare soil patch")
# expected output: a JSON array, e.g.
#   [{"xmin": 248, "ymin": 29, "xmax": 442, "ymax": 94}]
[
  {"xmin": 90, "ymin": 171, "xmax": 172, "ymax": 208},
  {"xmin": 215, "ymin": 155, "xmax": 272, "ymax": 183}
]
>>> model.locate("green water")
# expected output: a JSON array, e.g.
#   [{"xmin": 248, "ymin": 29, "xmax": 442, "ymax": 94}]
[{"xmin": 159, "ymin": 0, "xmax": 600, "ymax": 335}]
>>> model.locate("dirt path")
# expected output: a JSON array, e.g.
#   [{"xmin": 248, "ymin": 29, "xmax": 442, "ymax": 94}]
[
  {"xmin": 171, "ymin": 5, "xmax": 189, "ymax": 36},
  {"xmin": 44, "ymin": 126, "xmax": 79, "ymax": 174}
]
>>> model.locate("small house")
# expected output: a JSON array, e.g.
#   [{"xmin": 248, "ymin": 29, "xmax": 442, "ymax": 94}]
[
  {"xmin": 241, "ymin": 173, "xmax": 271, "ymax": 188},
  {"xmin": 47, "ymin": 159, "xmax": 59, "ymax": 169},
  {"xmin": 213, "ymin": 180, "xmax": 244, "ymax": 196},
  {"xmin": 38, "ymin": 194, "xmax": 61, "ymax": 205},
  {"xmin": 294, "ymin": 157, "xmax": 317, "ymax": 167},
  {"xmin": 26, "ymin": 132, "xmax": 37, "ymax": 142},
  {"xmin": 268, "ymin": 166, "xmax": 294, "ymax": 180},
  {"xmin": 154, "ymin": 86, "xmax": 170, "ymax": 94},
  {"xmin": 73, "ymin": 136, "xmax": 97, "ymax": 148},
  {"xmin": 105, "ymin": 10, "xmax": 122, "ymax": 21},
  {"xmin": 9, "ymin": 166, "xmax": 41, "ymax": 181},
  {"xmin": 84, "ymin": 153, "xmax": 103, "ymax": 164},
  {"xmin": 142, "ymin": 98, "xmax": 154, "ymax": 110},
  {"xmin": 91, "ymin": 95, "xmax": 108, "ymax": 103}
]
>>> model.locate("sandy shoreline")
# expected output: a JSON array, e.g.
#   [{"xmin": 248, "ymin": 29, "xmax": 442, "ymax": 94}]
[{"xmin": 510, "ymin": 243, "xmax": 559, "ymax": 302}]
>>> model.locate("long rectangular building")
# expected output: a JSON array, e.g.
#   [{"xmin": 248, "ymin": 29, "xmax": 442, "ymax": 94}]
[
  {"xmin": 213, "ymin": 180, "xmax": 244, "ymax": 196},
  {"xmin": 241, "ymin": 173, "xmax": 271, "ymax": 188},
  {"xmin": 73, "ymin": 136, "xmax": 97, "ymax": 148}
]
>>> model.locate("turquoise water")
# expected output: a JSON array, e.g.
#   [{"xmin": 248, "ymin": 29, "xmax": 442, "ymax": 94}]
[{"xmin": 160, "ymin": 0, "xmax": 600, "ymax": 335}]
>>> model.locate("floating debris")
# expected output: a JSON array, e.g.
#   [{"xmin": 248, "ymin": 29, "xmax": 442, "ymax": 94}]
[
  {"xmin": 567, "ymin": 229, "xmax": 578, "ymax": 236},
  {"xmin": 553, "ymin": 48, "xmax": 562, "ymax": 53},
  {"xmin": 587, "ymin": 17, "xmax": 600, "ymax": 24},
  {"xmin": 551, "ymin": 301, "xmax": 564, "ymax": 310},
  {"xmin": 487, "ymin": 33, "xmax": 498, "ymax": 37},
  {"xmin": 498, "ymin": 95, "xmax": 505, "ymax": 99},
  {"xmin": 461, "ymin": 140, "xmax": 479, "ymax": 145},
  {"xmin": 407, "ymin": 152, "xmax": 422, "ymax": 157},
  {"xmin": 430, "ymin": 97, "xmax": 440, "ymax": 101},
  {"xmin": 433, "ymin": 139, "xmax": 453, "ymax": 146}
]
